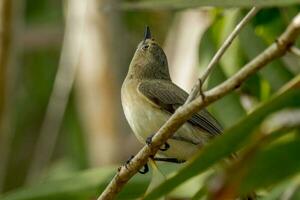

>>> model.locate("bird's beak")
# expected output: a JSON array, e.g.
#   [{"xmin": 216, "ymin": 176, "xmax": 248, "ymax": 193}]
[{"xmin": 143, "ymin": 26, "xmax": 151, "ymax": 43}]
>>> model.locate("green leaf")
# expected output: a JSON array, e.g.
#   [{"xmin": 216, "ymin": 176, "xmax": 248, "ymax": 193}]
[
  {"xmin": 207, "ymin": 66, "xmax": 246, "ymax": 127},
  {"xmin": 239, "ymin": 135, "xmax": 300, "ymax": 195},
  {"xmin": 252, "ymin": 8, "xmax": 285, "ymax": 43},
  {"xmin": 143, "ymin": 75, "xmax": 300, "ymax": 200},
  {"xmin": 240, "ymin": 24, "xmax": 293, "ymax": 91},
  {"xmin": 213, "ymin": 9, "xmax": 242, "ymax": 76},
  {"xmin": 191, "ymin": 185, "xmax": 207, "ymax": 200},
  {"xmin": 199, "ymin": 20, "xmax": 246, "ymax": 128},
  {"xmin": 1, "ymin": 167, "xmax": 150, "ymax": 200},
  {"xmin": 144, "ymin": 160, "xmax": 166, "ymax": 200},
  {"xmin": 290, "ymin": 186, "xmax": 300, "ymax": 200},
  {"xmin": 260, "ymin": 179, "xmax": 294, "ymax": 200},
  {"xmin": 121, "ymin": 0, "xmax": 300, "ymax": 10}
]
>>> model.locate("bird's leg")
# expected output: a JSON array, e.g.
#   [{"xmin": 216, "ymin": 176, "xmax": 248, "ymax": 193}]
[
  {"xmin": 159, "ymin": 142, "xmax": 170, "ymax": 151},
  {"xmin": 152, "ymin": 157, "xmax": 186, "ymax": 164},
  {"xmin": 146, "ymin": 134, "xmax": 170, "ymax": 151},
  {"xmin": 125, "ymin": 155, "xmax": 149, "ymax": 174}
]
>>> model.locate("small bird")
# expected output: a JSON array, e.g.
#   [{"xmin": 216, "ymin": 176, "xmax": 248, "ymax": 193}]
[{"xmin": 121, "ymin": 27, "xmax": 223, "ymax": 167}]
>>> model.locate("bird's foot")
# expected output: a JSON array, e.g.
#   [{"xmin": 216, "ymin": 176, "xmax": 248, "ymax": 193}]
[
  {"xmin": 145, "ymin": 135, "xmax": 153, "ymax": 145},
  {"xmin": 138, "ymin": 163, "xmax": 149, "ymax": 174},
  {"xmin": 153, "ymin": 157, "xmax": 186, "ymax": 164},
  {"xmin": 124, "ymin": 155, "xmax": 149, "ymax": 174},
  {"xmin": 146, "ymin": 134, "xmax": 170, "ymax": 151},
  {"xmin": 159, "ymin": 142, "xmax": 170, "ymax": 151}
]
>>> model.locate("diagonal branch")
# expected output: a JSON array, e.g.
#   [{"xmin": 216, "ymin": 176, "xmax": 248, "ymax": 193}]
[
  {"xmin": 98, "ymin": 12, "xmax": 300, "ymax": 200},
  {"xmin": 185, "ymin": 6, "xmax": 260, "ymax": 104}
]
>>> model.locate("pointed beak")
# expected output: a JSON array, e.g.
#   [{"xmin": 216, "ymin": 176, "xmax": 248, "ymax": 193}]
[{"xmin": 143, "ymin": 26, "xmax": 151, "ymax": 42}]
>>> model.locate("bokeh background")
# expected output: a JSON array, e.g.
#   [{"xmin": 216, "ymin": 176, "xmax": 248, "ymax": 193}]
[{"xmin": 1, "ymin": 0, "xmax": 300, "ymax": 199}]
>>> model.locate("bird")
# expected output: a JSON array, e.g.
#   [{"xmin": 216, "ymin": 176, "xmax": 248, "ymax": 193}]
[
  {"xmin": 121, "ymin": 26, "xmax": 223, "ymax": 169},
  {"xmin": 121, "ymin": 26, "xmax": 257, "ymax": 200}
]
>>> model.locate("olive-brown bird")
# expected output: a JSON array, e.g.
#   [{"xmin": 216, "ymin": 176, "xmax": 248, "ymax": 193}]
[{"xmin": 121, "ymin": 27, "xmax": 222, "ymax": 165}]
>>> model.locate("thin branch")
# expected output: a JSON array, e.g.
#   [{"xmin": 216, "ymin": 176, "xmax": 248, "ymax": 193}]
[
  {"xmin": 185, "ymin": 7, "xmax": 259, "ymax": 104},
  {"xmin": 25, "ymin": 0, "xmax": 87, "ymax": 184},
  {"xmin": 98, "ymin": 12, "xmax": 300, "ymax": 200},
  {"xmin": 290, "ymin": 46, "xmax": 300, "ymax": 57}
]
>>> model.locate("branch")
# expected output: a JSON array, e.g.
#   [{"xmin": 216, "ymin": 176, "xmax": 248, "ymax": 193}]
[
  {"xmin": 97, "ymin": 12, "xmax": 300, "ymax": 200},
  {"xmin": 185, "ymin": 7, "xmax": 259, "ymax": 104}
]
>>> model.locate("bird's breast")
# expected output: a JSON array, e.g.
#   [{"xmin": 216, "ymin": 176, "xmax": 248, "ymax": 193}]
[
  {"xmin": 121, "ymin": 79, "xmax": 168, "ymax": 143},
  {"xmin": 121, "ymin": 79, "xmax": 210, "ymax": 160}
]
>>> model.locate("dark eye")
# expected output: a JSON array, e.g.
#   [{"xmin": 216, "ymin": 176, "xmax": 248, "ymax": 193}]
[{"xmin": 142, "ymin": 44, "xmax": 149, "ymax": 50}]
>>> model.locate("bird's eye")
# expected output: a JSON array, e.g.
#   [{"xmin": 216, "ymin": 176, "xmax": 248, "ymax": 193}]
[{"xmin": 142, "ymin": 45, "xmax": 149, "ymax": 50}]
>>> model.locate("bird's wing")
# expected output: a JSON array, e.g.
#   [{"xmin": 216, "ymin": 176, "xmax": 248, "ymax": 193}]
[{"xmin": 138, "ymin": 80, "xmax": 223, "ymax": 136}]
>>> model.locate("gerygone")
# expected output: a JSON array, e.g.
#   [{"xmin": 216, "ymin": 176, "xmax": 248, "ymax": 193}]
[{"xmin": 122, "ymin": 27, "xmax": 222, "ymax": 165}]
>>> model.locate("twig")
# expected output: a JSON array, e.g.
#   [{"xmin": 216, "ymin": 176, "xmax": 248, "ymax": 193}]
[
  {"xmin": 185, "ymin": 7, "xmax": 259, "ymax": 104},
  {"xmin": 25, "ymin": 0, "xmax": 87, "ymax": 184},
  {"xmin": 97, "ymin": 12, "xmax": 300, "ymax": 200},
  {"xmin": 290, "ymin": 46, "xmax": 300, "ymax": 57}
]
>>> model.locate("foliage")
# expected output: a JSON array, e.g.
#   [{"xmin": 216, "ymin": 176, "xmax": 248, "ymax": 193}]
[{"xmin": 1, "ymin": 0, "xmax": 300, "ymax": 200}]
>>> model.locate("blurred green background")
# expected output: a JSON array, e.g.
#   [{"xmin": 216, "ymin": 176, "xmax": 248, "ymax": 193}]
[{"xmin": 0, "ymin": 0, "xmax": 300, "ymax": 199}]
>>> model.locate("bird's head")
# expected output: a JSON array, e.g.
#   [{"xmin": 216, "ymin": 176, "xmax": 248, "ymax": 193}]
[{"xmin": 127, "ymin": 26, "xmax": 171, "ymax": 80}]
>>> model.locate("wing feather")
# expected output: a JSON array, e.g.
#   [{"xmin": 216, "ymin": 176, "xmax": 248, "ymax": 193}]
[{"xmin": 138, "ymin": 80, "xmax": 222, "ymax": 136}]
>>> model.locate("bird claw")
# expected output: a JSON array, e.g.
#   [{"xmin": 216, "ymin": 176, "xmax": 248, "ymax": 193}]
[
  {"xmin": 153, "ymin": 157, "xmax": 186, "ymax": 164},
  {"xmin": 159, "ymin": 142, "xmax": 170, "ymax": 151},
  {"xmin": 138, "ymin": 163, "xmax": 149, "ymax": 174},
  {"xmin": 146, "ymin": 134, "xmax": 170, "ymax": 151},
  {"xmin": 125, "ymin": 155, "xmax": 149, "ymax": 174},
  {"xmin": 146, "ymin": 135, "xmax": 153, "ymax": 145},
  {"xmin": 125, "ymin": 155, "xmax": 134, "ymax": 168}
]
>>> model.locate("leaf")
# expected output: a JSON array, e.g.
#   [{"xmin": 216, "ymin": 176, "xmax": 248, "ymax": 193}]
[
  {"xmin": 121, "ymin": 0, "xmax": 300, "ymax": 10},
  {"xmin": 144, "ymin": 160, "xmax": 166, "ymax": 200},
  {"xmin": 213, "ymin": 9, "xmax": 242, "ymax": 76},
  {"xmin": 1, "ymin": 167, "xmax": 150, "ymax": 200},
  {"xmin": 260, "ymin": 179, "xmax": 294, "ymax": 200},
  {"xmin": 207, "ymin": 66, "xmax": 246, "ymax": 128},
  {"xmin": 290, "ymin": 186, "xmax": 300, "ymax": 200},
  {"xmin": 238, "ymin": 135, "xmax": 300, "ymax": 195},
  {"xmin": 199, "ymin": 20, "xmax": 246, "ymax": 128},
  {"xmin": 191, "ymin": 187, "xmax": 207, "ymax": 200},
  {"xmin": 142, "ymin": 75, "xmax": 300, "ymax": 200},
  {"xmin": 240, "ymin": 24, "xmax": 293, "ymax": 91}
]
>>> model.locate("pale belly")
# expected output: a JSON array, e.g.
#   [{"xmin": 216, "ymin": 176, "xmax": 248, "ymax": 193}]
[{"xmin": 121, "ymin": 80, "xmax": 210, "ymax": 161}]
